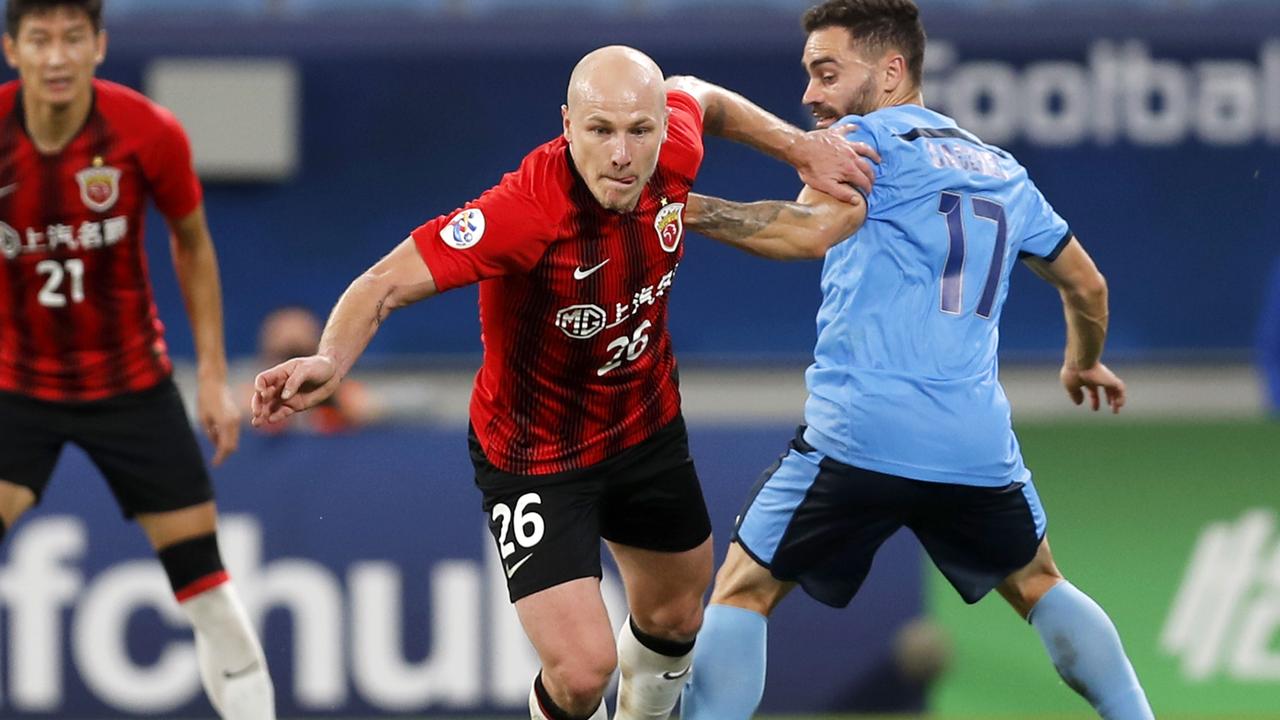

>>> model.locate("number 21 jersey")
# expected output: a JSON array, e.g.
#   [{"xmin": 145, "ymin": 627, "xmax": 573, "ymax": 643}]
[{"xmin": 0, "ymin": 80, "xmax": 202, "ymax": 402}]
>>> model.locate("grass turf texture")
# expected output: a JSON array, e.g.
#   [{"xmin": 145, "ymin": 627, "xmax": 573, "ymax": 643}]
[{"xmin": 930, "ymin": 419, "xmax": 1280, "ymax": 717}]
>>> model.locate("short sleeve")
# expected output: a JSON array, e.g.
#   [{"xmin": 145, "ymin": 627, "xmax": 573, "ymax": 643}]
[
  {"xmin": 140, "ymin": 106, "xmax": 203, "ymax": 220},
  {"xmin": 411, "ymin": 150, "xmax": 561, "ymax": 293},
  {"xmin": 661, "ymin": 90, "xmax": 704, "ymax": 179},
  {"xmin": 838, "ymin": 114, "xmax": 885, "ymax": 203},
  {"xmin": 1017, "ymin": 180, "xmax": 1072, "ymax": 261}
]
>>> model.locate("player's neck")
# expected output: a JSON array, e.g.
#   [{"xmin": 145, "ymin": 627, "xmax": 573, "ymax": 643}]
[
  {"xmin": 875, "ymin": 88, "xmax": 926, "ymax": 113},
  {"xmin": 21, "ymin": 84, "xmax": 93, "ymax": 154}
]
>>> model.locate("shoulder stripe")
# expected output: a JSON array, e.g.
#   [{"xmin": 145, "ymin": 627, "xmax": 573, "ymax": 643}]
[{"xmin": 895, "ymin": 127, "xmax": 1010, "ymax": 159}]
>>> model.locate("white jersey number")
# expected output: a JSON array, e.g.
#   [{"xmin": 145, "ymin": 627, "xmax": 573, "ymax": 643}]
[
  {"xmin": 597, "ymin": 319, "xmax": 652, "ymax": 376},
  {"xmin": 36, "ymin": 259, "xmax": 86, "ymax": 308},
  {"xmin": 491, "ymin": 492, "xmax": 546, "ymax": 559}
]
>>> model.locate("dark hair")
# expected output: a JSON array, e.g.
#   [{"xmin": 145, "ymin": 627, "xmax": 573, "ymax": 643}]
[
  {"xmin": 6, "ymin": 0, "xmax": 103, "ymax": 37},
  {"xmin": 802, "ymin": 0, "xmax": 926, "ymax": 87}
]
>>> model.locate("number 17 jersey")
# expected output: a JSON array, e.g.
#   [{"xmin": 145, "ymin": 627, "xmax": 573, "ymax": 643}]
[{"xmin": 803, "ymin": 104, "xmax": 1072, "ymax": 488}]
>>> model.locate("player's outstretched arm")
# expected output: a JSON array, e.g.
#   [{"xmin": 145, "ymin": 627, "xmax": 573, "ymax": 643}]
[
  {"xmin": 251, "ymin": 238, "xmax": 437, "ymax": 426},
  {"xmin": 685, "ymin": 186, "xmax": 866, "ymax": 261},
  {"xmin": 169, "ymin": 203, "xmax": 240, "ymax": 465},
  {"xmin": 1023, "ymin": 237, "xmax": 1126, "ymax": 414},
  {"xmin": 664, "ymin": 75, "xmax": 879, "ymax": 203}
]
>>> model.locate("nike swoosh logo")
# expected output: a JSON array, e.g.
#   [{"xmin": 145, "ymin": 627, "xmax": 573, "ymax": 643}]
[
  {"xmin": 505, "ymin": 553, "xmax": 534, "ymax": 579},
  {"xmin": 222, "ymin": 660, "xmax": 260, "ymax": 680},
  {"xmin": 573, "ymin": 259, "xmax": 610, "ymax": 280},
  {"xmin": 661, "ymin": 665, "xmax": 692, "ymax": 681},
  {"xmin": 0, "ymin": 183, "xmax": 17, "ymax": 199}
]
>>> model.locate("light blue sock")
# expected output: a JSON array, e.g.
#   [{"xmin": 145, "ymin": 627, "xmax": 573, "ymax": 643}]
[
  {"xmin": 1028, "ymin": 581, "xmax": 1154, "ymax": 720},
  {"xmin": 680, "ymin": 604, "xmax": 767, "ymax": 720}
]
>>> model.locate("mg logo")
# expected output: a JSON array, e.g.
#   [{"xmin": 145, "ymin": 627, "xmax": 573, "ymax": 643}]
[
  {"xmin": 555, "ymin": 304, "xmax": 607, "ymax": 340},
  {"xmin": 1161, "ymin": 508, "xmax": 1280, "ymax": 681},
  {"xmin": 0, "ymin": 222, "xmax": 19, "ymax": 260}
]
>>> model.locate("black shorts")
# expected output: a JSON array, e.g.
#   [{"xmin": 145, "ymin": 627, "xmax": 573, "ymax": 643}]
[
  {"xmin": 0, "ymin": 379, "xmax": 214, "ymax": 519},
  {"xmin": 471, "ymin": 414, "xmax": 712, "ymax": 602},
  {"xmin": 734, "ymin": 427, "xmax": 1046, "ymax": 607}
]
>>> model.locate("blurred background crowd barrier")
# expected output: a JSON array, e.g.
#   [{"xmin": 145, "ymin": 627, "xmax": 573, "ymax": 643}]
[{"xmin": 1, "ymin": 0, "xmax": 1278, "ymax": 717}]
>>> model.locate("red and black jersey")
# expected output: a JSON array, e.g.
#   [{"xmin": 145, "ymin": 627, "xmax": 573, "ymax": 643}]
[
  {"xmin": 413, "ymin": 91, "xmax": 704, "ymax": 475},
  {"xmin": 0, "ymin": 79, "xmax": 202, "ymax": 403}
]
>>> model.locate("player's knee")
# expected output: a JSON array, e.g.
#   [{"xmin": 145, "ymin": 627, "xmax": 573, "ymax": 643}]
[
  {"xmin": 157, "ymin": 532, "xmax": 228, "ymax": 601},
  {"xmin": 1003, "ymin": 566, "xmax": 1066, "ymax": 617},
  {"xmin": 709, "ymin": 581, "xmax": 775, "ymax": 616},
  {"xmin": 544, "ymin": 650, "xmax": 616, "ymax": 710},
  {"xmin": 707, "ymin": 548, "xmax": 783, "ymax": 616},
  {"xmin": 634, "ymin": 597, "xmax": 704, "ymax": 641}
]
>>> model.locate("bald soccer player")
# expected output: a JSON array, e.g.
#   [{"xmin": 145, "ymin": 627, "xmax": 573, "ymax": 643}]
[{"xmin": 251, "ymin": 46, "xmax": 876, "ymax": 720}]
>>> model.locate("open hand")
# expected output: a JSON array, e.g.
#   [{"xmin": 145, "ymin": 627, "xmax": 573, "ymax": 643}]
[{"xmin": 1060, "ymin": 362, "xmax": 1126, "ymax": 414}]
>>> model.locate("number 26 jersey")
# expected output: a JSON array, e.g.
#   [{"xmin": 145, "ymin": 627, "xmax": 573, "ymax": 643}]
[{"xmin": 412, "ymin": 91, "xmax": 704, "ymax": 475}]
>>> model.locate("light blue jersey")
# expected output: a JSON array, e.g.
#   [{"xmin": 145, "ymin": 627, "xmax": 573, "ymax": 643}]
[{"xmin": 802, "ymin": 104, "xmax": 1070, "ymax": 487}]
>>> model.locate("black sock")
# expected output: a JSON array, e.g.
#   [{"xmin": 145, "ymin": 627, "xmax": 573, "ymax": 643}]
[
  {"xmin": 533, "ymin": 671, "xmax": 598, "ymax": 720},
  {"xmin": 0, "ymin": 516, "xmax": 6, "ymax": 544},
  {"xmin": 630, "ymin": 615, "xmax": 696, "ymax": 657},
  {"xmin": 158, "ymin": 533, "xmax": 226, "ymax": 600}
]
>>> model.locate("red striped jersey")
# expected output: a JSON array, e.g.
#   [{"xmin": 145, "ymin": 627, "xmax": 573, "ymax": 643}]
[
  {"xmin": 0, "ymin": 79, "xmax": 202, "ymax": 402},
  {"xmin": 412, "ymin": 91, "xmax": 704, "ymax": 475}
]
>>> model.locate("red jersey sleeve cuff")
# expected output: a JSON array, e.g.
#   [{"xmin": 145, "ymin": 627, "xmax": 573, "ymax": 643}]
[
  {"xmin": 411, "ymin": 221, "xmax": 460, "ymax": 293},
  {"xmin": 166, "ymin": 182, "xmax": 204, "ymax": 222},
  {"xmin": 666, "ymin": 89, "xmax": 705, "ymax": 138}
]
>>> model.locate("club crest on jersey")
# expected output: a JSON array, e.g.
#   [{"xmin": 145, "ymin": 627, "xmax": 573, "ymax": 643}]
[
  {"xmin": 654, "ymin": 201, "xmax": 684, "ymax": 253},
  {"xmin": 555, "ymin": 304, "xmax": 607, "ymax": 339},
  {"xmin": 440, "ymin": 208, "xmax": 485, "ymax": 250},
  {"xmin": 75, "ymin": 161, "xmax": 121, "ymax": 213}
]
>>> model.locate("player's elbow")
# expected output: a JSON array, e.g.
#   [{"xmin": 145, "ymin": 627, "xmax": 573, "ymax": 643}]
[
  {"xmin": 795, "ymin": 202, "xmax": 862, "ymax": 260},
  {"xmin": 346, "ymin": 269, "xmax": 403, "ymax": 320},
  {"xmin": 1063, "ymin": 270, "xmax": 1108, "ymax": 310},
  {"xmin": 789, "ymin": 233, "xmax": 834, "ymax": 260},
  {"xmin": 780, "ymin": 229, "xmax": 839, "ymax": 261}
]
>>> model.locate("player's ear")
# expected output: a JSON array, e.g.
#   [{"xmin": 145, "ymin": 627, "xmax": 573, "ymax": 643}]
[
  {"xmin": 561, "ymin": 104, "xmax": 571, "ymax": 143},
  {"xmin": 661, "ymin": 106, "xmax": 670, "ymax": 144},
  {"xmin": 94, "ymin": 29, "xmax": 108, "ymax": 66},
  {"xmin": 882, "ymin": 52, "xmax": 906, "ymax": 95},
  {"xmin": 2, "ymin": 33, "xmax": 17, "ymax": 70}
]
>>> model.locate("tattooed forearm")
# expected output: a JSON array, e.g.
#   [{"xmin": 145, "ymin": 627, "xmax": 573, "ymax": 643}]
[
  {"xmin": 685, "ymin": 190, "xmax": 864, "ymax": 261},
  {"xmin": 687, "ymin": 195, "xmax": 809, "ymax": 241}
]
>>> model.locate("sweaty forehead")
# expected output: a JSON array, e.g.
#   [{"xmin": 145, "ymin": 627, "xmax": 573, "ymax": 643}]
[
  {"xmin": 804, "ymin": 27, "xmax": 859, "ymax": 67},
  {"xmin": 570, "ymin": 83, "xmax": 664, "ymax": 120}
]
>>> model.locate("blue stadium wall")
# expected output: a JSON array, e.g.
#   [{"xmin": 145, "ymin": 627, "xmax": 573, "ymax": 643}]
[
  {"xmin": 77, "ymin": 6, "xmax": 1279, "ymax": 363},
  {"xmin": 0, "ymin": 427, "xmax": 924, "ymax": 717}
]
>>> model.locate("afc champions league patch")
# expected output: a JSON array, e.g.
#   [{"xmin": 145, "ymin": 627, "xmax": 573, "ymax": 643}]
[
  {"xmin": 654, "ymin": 200, "xmax": 684, "ymax": 253},
  {"xmin": 440, "ymin": 208, "xmax": 486, "ymax": 250},
  {"xmin": 75, "ymin": 158, "xmax": 122, "ymax": 213}
]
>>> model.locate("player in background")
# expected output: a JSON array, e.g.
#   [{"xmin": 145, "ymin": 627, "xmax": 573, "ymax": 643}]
[
  {"xmin": 0, "ymin": 2, "xmax": 273, "ymax": 717},
  {"xmin": 676, "ymin": 2, "xmax": 1155, "ymax": 718},
  {"xmin": 252, "ymin": 45, "xmax": 873, "ymax": 720}
]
